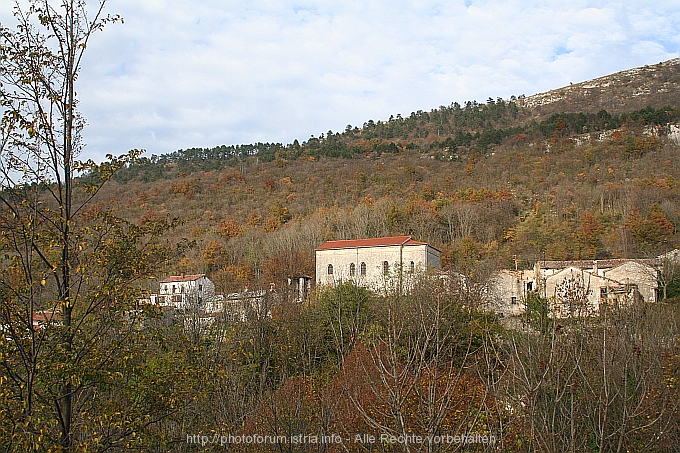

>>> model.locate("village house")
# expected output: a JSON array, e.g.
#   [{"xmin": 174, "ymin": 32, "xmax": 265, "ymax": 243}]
[
  {"xmin": 659, "ymin": 248, "xmax": 680, "ymax": 263},
  {"xmin": 150, "ymin": 273, "xmax": 216, "ymax": 311},
  {"xmin": 538, "ymin": 259, "xmax": 658, "ymax": 307},
  {"xmin": 32, "ymin": 309, "xmax": 60, "ymax": 330},
  {"xmin": 315, "ymin": 236, "xmax": 441, "ymax": 290},
  {"xmin": 489, "ymin": 270, "xmax": 536, "ymax": 317},
  {"xmin": 221, "ymin": 288, "xmax": 271, "ymax": 322},
  {"xmin": 146, "ymin": 272, "xmax": 311, "ymax": 323}
]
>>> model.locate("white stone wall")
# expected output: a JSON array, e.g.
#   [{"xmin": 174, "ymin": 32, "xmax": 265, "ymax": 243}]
[
  {"xmin": 197, "ymin": 276, "xmax": 216, "ymax": 306},
  {"xmin": 487, "ymin": 260, "xmax": 660, "ymax": 318},
  {"xmin": 316, "ymin": 244, "xmax": 440, "ymax": 290},
  {"xmin": 544, "ymin": 267, "xmax": 602, "ymax": 316},
  {"xmin": 489, "ymin": 270, "xmax": 534, "ymax": 316},
  {"xmin": 603, "ymin": 262, "xmax": 657, "ymax": 303},
  {"xmin": 157, "ymin": 276, "xmax": 215, "ymax": 310},
  {"xmin": 541, "ymin": 263, "xmax": 658, "ymax": 316}
]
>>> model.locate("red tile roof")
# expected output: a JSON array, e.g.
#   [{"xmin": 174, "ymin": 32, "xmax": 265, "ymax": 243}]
[
  {"xmin": 161, "ymin": 273, "xmax": 205, "ymax": 283},
  {"xmin": 316, "ymin": 236, "xmax": 430, "ymax": 251},
  {"xmin": 32, "ymin": 310, "xmax": 59, "ymax": 325}
]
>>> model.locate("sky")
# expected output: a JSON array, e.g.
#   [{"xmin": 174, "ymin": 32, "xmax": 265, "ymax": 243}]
[{"xmin": 2, "ymin": 0, "xmax": 680, "ymax": 162}]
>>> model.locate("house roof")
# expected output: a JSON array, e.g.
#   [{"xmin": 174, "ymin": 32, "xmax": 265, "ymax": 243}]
[
  {"xmin": 537, "ymin": 258, "xmax": 658, "ymax": 270},
  {"xmin": 316, "ymin": 235, "xmax": 438, "ymax": 251},
  {"xmin": 161, "ymin": 273, "xmax": 205, "ymax": 283},
  {"xmin": 545, "ymin": 266, "xmax": 632, "ymax": 286},
  {"xmin": 32, "ymin": 310, "xmax": 59, "ymax": 325}
]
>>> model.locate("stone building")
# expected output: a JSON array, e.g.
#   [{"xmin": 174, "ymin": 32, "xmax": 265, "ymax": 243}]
[
  {"xmin": 150, "ymin": 273, "xmax": 216, "ymax": 311},
  {"xmin": 489, "ymin": 270, "xmax": 536, "ymax": 317},
  {"xmin": 315, "ymin": 236, "xmax": 441, "ymax": 290},
  {"xmin": 537, "ymin": 259, "xmax": 658, "ymax": 308},
  {"xmin": 489, "ymin": 259, "xmax": 659, "ymax": 318}
]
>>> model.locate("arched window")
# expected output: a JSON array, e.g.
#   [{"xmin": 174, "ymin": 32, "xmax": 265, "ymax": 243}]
[
  {"xmin": 360, "ymin": 262, "xmax": 366, "ymax": 276},
  {"xmin": 349, "ymin": 263, "xmax": 356, "ymax": 277},
  {"xmin": 382, "ymin": 261, "xmax": 389, "ymax": 275},
  {"xmin": 327, "ymin": 264, "xmax": 334, "ymax": 275},
  {"xmin": 410, "ymin": 261, "xmax": 415, "ymax": 273}
]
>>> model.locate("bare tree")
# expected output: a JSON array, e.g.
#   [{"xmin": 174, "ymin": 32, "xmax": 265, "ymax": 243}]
[
  {"xmin": 501, "ymin": 299, "xmax": 680, "ymax": 453},
  {"xmin": 440, "ymin": 202, "xmax": 479, "ymax": 243},
  {"xmin": 658, "ymin": 254, "xmax": 680, "ymax": 300},
  {"xmin": 341, "ymin": 275, "xmax": 499, "ymax": 453}
]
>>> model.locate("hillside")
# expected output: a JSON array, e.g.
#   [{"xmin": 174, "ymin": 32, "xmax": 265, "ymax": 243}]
[
  {"xmin": 518, "ymin": 58, "xmax": 680, "ymax": 120},
  {"xmin": 101, "ymin": 60, "xmax": 680, "ymax": 294}
]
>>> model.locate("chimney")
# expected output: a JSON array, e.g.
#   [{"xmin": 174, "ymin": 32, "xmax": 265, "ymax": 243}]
[
  {"xmin": 593, "ymin": 261, "xmax": 598, "ymax": 276},
  {"xmin": 180, "ymin": 272, "xmax": 185, "ymax": 280}
]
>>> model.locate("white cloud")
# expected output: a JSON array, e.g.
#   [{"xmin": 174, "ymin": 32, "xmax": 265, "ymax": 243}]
[{"xmin": 1, "ymin": 0, "xmax": 679, "ymax": 161}]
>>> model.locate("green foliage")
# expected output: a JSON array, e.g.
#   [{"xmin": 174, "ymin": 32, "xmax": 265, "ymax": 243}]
[
  {"xmin": 113, "ymin": 143, "xmax": 284, "ymax": 182},
  {"xmin": 524, "ymin": 291, "xmax": 552, "ymax": 333},
  {"xmin": 1, "ymin": 7, "xmax": 679, "ymax": 450},
  {"xmin": 317, "ymin": 281, "xmax": 373, "ymax": 364},
  {"xmin": 536, "ymin": 106, "xmax": 678, "ymax": 137},
  {"xmin": 112, "ymin": 103, "xmax": 680, "ymax": 185},
  {"xmin": 668, "ymin": 278, "xmax": 680, "ymax": 299},
  {"xmin": 0, "ymin": 1, "xmax": 193, "ymax": 449}
]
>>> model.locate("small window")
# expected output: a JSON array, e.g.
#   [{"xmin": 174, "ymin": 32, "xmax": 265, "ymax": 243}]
[
  {"xmin": 172, "ymin": 285, "xmax": 176, "ymax": 294},
  {"xmin": 349, "ymin": 263, "xmax": 356, "ymax": 277},
  {"xmin": 327, "ymin": 264, "xmax": 334, "ymax": 275},
  {"xmin": 383, "ymin": 261, "xmax": 389, "ymax": 275},
  {"xmin": 360, "ymin": 262, "xmax": 366, "ymax": 276},
  {"xmin": 527, "ymin": 282, "xmax": 533, "ymax": 291},
  {"xmin": 199, "ymin": 284, "xmax": 203, "ymax": 291},
  {"xmin": 511, "ymin": 297, "xmax": 517, "ymax": 305},
  {"xmin": 410, "ymin": 261, "xmax": 415, "ymax": 273}
]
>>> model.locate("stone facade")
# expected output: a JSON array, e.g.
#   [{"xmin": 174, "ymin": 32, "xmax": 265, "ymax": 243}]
[
  {"xmin": 489, "ymin": 270, "xmax": 535, "ymax": 317},
  {"xmin": 315, "ymin": 236, "xmax": 441, "ymax": 290},
  {"xmin": 543, "ymin": 267, "xmax": 607, "ymax": 316},
  {"xmin": 490, "ymin": 259, "xmax": 659, "ymax": 317},
  {"xmin": 151, "ymin": 273, "xmax": 216, "ymax": 310},
  {"xmin": 600, "ymin": 261, "xmax": 657, "ymax": 304}
]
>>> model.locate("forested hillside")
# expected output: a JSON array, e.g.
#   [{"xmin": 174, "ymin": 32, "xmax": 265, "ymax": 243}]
[
  {"xmin": 100, "ymin": 60, "xmax": 680, "ymax": 295},
  {"xmin": 93, "ymin": 65, "xmax": 680, "ymax": 450}
]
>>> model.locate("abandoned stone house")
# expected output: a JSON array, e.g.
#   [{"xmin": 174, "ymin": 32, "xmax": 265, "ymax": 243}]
[
  {"xmin": 489, "ymin": 270, "xmax": 536, "ymax": 317},
  {"xmin": 490, "ymin": 259, "xmax": 659, "ymax": 317},
  {"xmin": 315, "ymin": 236, "xmax": 441, "ymax": 290}
]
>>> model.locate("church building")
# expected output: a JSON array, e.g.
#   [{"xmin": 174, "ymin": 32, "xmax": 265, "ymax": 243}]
[{"xmin": 315, "ymin": 236, "xmax": 441, "ymax": 289}]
